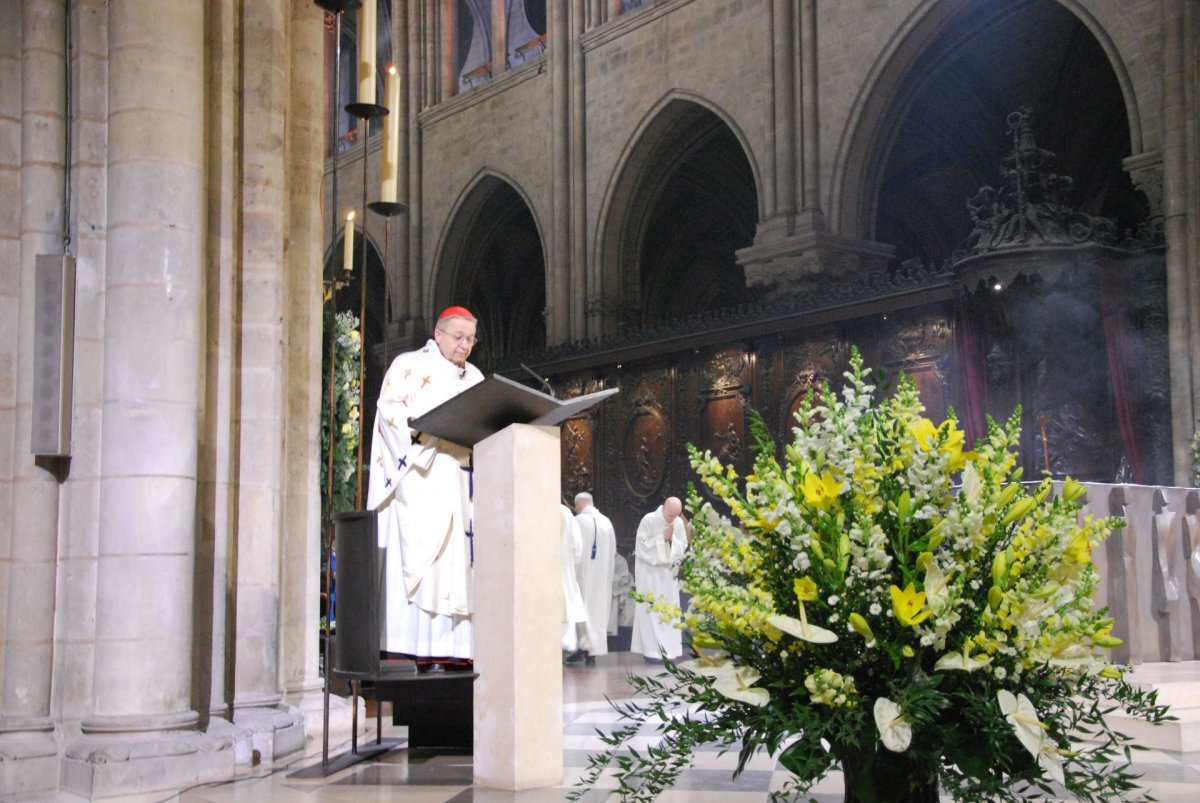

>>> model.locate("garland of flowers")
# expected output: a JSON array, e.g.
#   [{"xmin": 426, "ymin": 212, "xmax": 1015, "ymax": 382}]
[
  {"xmin": 320, "ymin": 309, "xmax": 362, "ymax": 522},
  {"xmin": 573, "ymin": 348, "xmax": 1170, "ymax": 803}
]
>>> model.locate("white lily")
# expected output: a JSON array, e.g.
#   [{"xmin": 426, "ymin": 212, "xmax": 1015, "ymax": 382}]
[
  {"xmin": 919, "ymin": 553, "xmax": 951, "ymax": 612},
  {"xmin": 998, "ymin": 690, "xmax": 1065, "ymax": 784},
  {"xmin": 1043, "ymin": 643, "xmax": 1102, "ymax": 673},
  {"xmin": 710, "ymin": 663, "xmax": 771, "ymax": 707},
  {"xmin": 934, "ymin": 649, "xmax": 992, "ymax": 672},
  {"xmin": 961, "ymin": 462, "xmax": 983, "ymax": 505},
  {"xmin": 767, "ymin": 612, "xmax": 838, "ymax": 644},
  {"xmin": 677, "ymin": 646, "xmax": 732, "ymax": 677},
  {"xmin": 873, "ymin": 697, "xmax": 913, "ymax": 752}
]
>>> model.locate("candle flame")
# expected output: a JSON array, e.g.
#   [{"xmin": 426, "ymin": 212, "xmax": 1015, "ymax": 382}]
[
  {"xmin": 388, "ymin": 64, "xmax": 398, "ymax": 76},
  {"xmin": 346, "ymin": 210, "xmax": 356, "ymax": 222}
]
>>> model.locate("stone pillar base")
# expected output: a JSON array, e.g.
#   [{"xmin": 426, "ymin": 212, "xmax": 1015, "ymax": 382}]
[
  {"xmin": 737, "ymin": 220, "xmax": 895, "ymax": 301},
  {"xmin": 62, "ymin": 730, "xmax": 234, "ymax": 800},
  {"xmin": 285, "ymin": 685, "xmax": 366, "ymax": 758},
  {"xmin": 0, "ymin": 728, "xmax": 59, "ymax": 798},
  {"xmin": 231, "ymin": 705, "xmax": 306, "ymax": 763}
]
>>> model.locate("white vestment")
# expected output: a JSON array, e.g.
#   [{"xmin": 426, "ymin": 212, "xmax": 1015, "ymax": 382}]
[
  {"xmin": 561, "ymin": 504, "xmax": 595, "ymax": 651},
  {"xmin": 366, "ymin": 339, "xmax": 483, "ymax": 658},
  {"xmin": 574, "ymin": 504, "xmax": 617, "ymax": 655},
  {"xmin": 629, "ymin": 505, "xmax": 688, "ymax": 660}
]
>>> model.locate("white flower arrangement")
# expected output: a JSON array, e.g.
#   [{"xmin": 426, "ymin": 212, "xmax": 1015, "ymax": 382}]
[{"xmin": 573, "ymin": 348, "xmax": 1171, "ymax": 803}]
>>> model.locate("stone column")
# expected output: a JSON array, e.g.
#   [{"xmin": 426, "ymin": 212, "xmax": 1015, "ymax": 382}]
[
  {"xmin": 770, "ymin": 0, "xmax": 795, "ymax": 218},
  {"xmin": 799, "ymin": 0, "xmax": 823, "ymax": 223},
  {"xmin": 407, "ymin": 0, "xmax": 426, "ymax": 328},
  {"xmin": 0, "ymin": 0, "xmax": 18, "ymax": 697},
  {"xmin": 441, "ymin": 0, "xmax": 456, "ymax": 100},
  {"xmin": 737, "ymin": 0, "xmax": 882, "ymax": 300},
  {"xmin": 1160, "ymin": 0, "xmax": 1200, "ymax": 483},
  {"xmin": 64, "ymin": 0, "xmax": 230, "ymax": 796},
  {"xmin": 391, "ymin": 0, "xmax": 412, "ymax": 343},
  {"xmin": 570, "ymin": 0, "xmax": 587, "ymax": 340},
  {"xmin": 281, "ymin": 0, "xmax": 329, "ymax": 742},
  {"xmin": 492, "ymin": 0, "xmax": 507, "ymax": 77},
  {"xmin": 424, "ymin": 0, "xmax": 436, "ymax": 106},
  {"xmin": 0, "ymin": 0, "xmax": 64, "ymax": 791},
  {"xmin": 198, "ymin": 0, "xmax": 237, "ymax": 732},
  {"xmin": 228, "ymin": 0, "xmax": 304, "ymax": 760},
  {"xmin": 549, "ymin": 0, "xmax": 571, "ymax": 344}
]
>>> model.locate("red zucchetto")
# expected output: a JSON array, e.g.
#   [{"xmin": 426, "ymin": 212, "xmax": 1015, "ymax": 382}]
[{"xmin": 438, "ymin": 305, "xmax": 475, "ymax": 320}]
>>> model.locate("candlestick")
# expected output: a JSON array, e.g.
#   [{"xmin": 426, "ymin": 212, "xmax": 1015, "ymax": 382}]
[
  {"xmin": 368, "ymin": 65, "xmax": 407, "ymax": 217},
  {"xmin": 343, "ymin": 210, "xmax": 355, "ymax": 273},
  {"xmin": 357, "ymin": 0, "xmax": 376, "ymax": 105},
  {"xmin": 381, "ymin": 65, "xmax": 399, "ymax": 203}
]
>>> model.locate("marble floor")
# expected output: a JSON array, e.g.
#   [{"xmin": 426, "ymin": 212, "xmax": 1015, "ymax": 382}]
[{"xmin": 163, "ymin": 652, "xmax": 1200, "ymax": 803}]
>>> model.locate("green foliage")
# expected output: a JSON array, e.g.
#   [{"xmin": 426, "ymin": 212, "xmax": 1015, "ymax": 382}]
[
  {"xmin": 572, "ymin": 348, "xmax": 1172, "ymax": 802},
  {"xmin": 320, "ymin": 309, "xmax": 362, "ymax": 520}
]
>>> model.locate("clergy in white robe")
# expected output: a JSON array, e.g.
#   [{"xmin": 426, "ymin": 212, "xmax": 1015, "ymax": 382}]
[
  {"xmin": 573, "ymin": 492, "xmax": 616, "ymax": 658},
  {"xmin": 629, "ymin": 496, "xmax": 689, "ymax": 660},
  {"xmin": 365, "ymin": 307, "xmax": 483, "ymax": 667},
  {"xmin": 560, "ymin": 503, "xmax": 593, "ymax": 657}
]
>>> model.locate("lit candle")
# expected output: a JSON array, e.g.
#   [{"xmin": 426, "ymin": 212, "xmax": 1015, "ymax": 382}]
[
  {"xmin": 381, "ymin": 65, "xmax": 400, "ymax": 203},
  {"xmin": 343, "ymin": 210, "xmax": 356, "ymax": 273},
  {"xmin": 358, "ymin": 0, "xmax": 376, "ymax": 105}
]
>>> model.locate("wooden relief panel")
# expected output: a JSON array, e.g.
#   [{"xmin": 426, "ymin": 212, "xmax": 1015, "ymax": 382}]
[
  {"xmin": 558, "ymin": 372, "xmax": 608, "ymax": 503},
  {"xmin": 696, "ymin": 348, "xmax": 749, "ymax": 468},
  {"xmin": 616, "ymin": 371, "xmax": 671, "ymax": 501},
  {"xmin": 758, "ymin": 333, "xmax": 846, "ymax": 443},
  {"xmin": 561, "ymin": 417, "xmax": 594, "ymax": 502},
  {"xmin": 622, "ymin": 404, "xmax": 668, "ymax": 498},
  {"xmin": 876, "ymin": 313, "xmax": 952, "ymax": 421}
]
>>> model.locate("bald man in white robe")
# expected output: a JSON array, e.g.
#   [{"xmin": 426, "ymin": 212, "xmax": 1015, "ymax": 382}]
[
  {"xmin": 571, "ymin": 492, "xmax": 617, "ymax": 663},
  {"xmin": 629, "ymin": 496, "xmax": 688, "ymax": 661}
]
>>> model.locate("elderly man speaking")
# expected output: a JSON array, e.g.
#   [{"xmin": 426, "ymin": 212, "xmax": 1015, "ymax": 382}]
[{"xmin": 366, "ymin": 306, "xmax": 483, "ymax": 672}]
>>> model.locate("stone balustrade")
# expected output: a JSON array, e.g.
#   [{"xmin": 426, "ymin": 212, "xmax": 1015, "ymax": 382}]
[{"xmin": 1083, "ymin": 483, "xmax": 1200, "ymax": 665}]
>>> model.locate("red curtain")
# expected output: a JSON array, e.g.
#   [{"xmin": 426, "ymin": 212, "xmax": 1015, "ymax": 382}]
[
  {"xmin": 954, "ymin": 299, "xmax": 990, "ymax": 447},
  {"xmin": 1099, "ymin": 271, "xmax": 1146, "ymax": 484}
]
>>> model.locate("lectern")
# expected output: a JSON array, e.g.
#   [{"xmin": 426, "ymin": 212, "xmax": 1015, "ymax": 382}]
[{"xmin": 409, "ymin": 375, "xmax": 617, "ymax": 790}]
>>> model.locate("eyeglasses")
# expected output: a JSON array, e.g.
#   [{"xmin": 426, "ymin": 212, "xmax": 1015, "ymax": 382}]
[{"xmin": 439, "ymin": 331, "xmax": 478, "ymax": 347}]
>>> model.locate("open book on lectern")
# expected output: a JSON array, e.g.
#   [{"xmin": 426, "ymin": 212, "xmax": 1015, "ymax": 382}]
[{"xmin": 407, "ymin": 373, "xmax": 619, "ymax": 448}]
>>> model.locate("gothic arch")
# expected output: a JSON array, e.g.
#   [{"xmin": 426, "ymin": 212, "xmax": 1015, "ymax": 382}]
[
  {"xmin": 594, "ymin": 92, "xmax": 763, "ymax": 334},
  {"xmin": 831, "ymin": 0, "xmax": 1145, "ymax": 247},
  {"xmin": 430, "ymin": 170, "xmax": 548, "ymax": 365}
]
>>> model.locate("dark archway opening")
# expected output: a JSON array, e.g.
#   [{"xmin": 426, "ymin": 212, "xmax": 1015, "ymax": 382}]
[
  {"xmin": 875, "ymin": 1, "xmax": 1144, "ymax": 268},
  {"xmin": 436, "ymin": 178, "xmax": 547, "ymax": 369},
  {"xmin": 611, "ymin": 102, "xmax": 758, "ymax": 328}
]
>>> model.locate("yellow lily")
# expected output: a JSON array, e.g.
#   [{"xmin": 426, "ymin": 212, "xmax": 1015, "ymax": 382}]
[
  {"xmin": 890, "ymin": 583, "xmax": 931, "ymax": 627},
  {"xmin": 909, "ymin": 418, "xmax": 938, "ymax": 450},
  {"xmin": 801, "ymin": 470, "xmax": 844, "ymax": 510},
  {"xmin": 794, "ymin": 576, "xmax": 819, "ymax": 602}
]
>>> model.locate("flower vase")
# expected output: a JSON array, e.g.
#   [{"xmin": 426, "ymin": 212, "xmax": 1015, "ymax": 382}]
[{"xmin": 839, "ymin": 749, "xmax": 940, "ymax": 803}]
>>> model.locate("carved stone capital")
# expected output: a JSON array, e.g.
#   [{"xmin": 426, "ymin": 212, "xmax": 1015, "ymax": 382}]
[
  {"xmin": 1123, "ymin": 150, "xmax": 1163, "ymax": 218},
  {"xmin": 737, "ymin": 224, "xmax": 894, "ymax": 301}
]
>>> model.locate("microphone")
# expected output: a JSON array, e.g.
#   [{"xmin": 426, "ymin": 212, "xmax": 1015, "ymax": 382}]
[{"xmin": 519, "ymin": 362, "xmax": 555, "ymax": 397}]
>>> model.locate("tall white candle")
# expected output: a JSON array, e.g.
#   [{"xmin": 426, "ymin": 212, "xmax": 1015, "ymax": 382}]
[
  {"xmin": 343, "ymin": 210, "xmax": 356, "ymax": 273},
  {"xmin": 381, "ymin": 65, "xmax": 400, "ymax": 203},
  {"xmin": 357, "ymin": 0, "xmax": 376, "ymax": 105}
]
